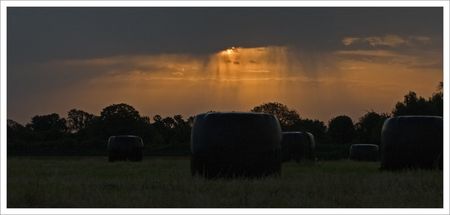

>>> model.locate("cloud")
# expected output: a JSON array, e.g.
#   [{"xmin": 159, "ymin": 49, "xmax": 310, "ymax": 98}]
[
  {"xmin": 8, "ymin": 43, "xmax": 442, "ymax": 125},
  {"xmin": 409, "ymin": 36, "xmax": 432, "ymax": 44},
  {"xmin": 342, "ymin": 37, "xmax": 361, "ymax": 46},
  {"xmin": 34, "ymin": 46, "xmax": 301, "ymax": 86},
  {"xmin": 335, "ymin": 47, "xmax": 442, "ymax": 74},
  {"xmin": 366, "ymin": 35, "xmax": 407, "ymax": 47},
  {"xmin": 58, "ymin": 54, "xmax": 206, "ymax": 74},
  {"xmin": 335, "ymin": 50, "xmax": 402, "ymax": 58},
  {"xmin": 342, "ymin": 34, "xmax": 432, "ymax": 47}
]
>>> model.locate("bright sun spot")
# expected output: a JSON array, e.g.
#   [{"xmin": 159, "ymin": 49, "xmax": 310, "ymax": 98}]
[{"xmin": 224, "ymin": 46, "xmax": 237, "ymax": 55}]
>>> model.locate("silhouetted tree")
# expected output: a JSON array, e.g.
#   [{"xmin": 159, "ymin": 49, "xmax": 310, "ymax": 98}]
[
  {"xmin": 67, "ymin": 109, "xmax": 96, "ymax": 133},
  {"xmin": 10, "ymin": 86, "xmax": 442, "ymax": 156},
  {"xmin": 150, "ymin": 115, "xmax": 166, "ymax": 145},
  {"xmin": 328, "ymin": 115, "xmax": 355, "ymax": 144},
  {"xmin": 251, "ymin": 102, "xmax": 300, "ymax": 129},
  {"xmin": 173, "ymin": 115, "xmax": 184, "ymax": 125},
  {"xmin": 7, "ymin": 119, "xmax": 25, "ymax": 135},
  {"xmin": 187, "ymin": 116, "xmax": 195, "ymax": 127},
  {"xmin": 27, "ymin": 113, "xmax": 67, "ymax": 140},
  {"xmin": 292, "ymin": 118, "xmax": 327, "ymax": 143},
  {"xmin": 141, "ymin": 116, "xmax": 151, "ymax": 124},
  {"xmin": 161, "ymin": 116, "xmax": 177, "ymax": 144},
  {"xmin": 355, "ymin": 111, "xmax": 390, "ymax": 145},
  {"xmin": 7, "ymin": 119, "xmax": 30, "ymax": 143},
  {"xmin": 99, "ymin": 103, "xmax": 147, "ymax": 137},
  {"xmin": 392, "ymin": 92, "xmax": 433, "ymax": 116},
  {"xmin": 29, "ymin": 113, "xmax": 67, "ymax": 132},
  {"xmin": 162, "ymin": 117, "xmax": 176, "ymax": 129},
  {"xmin": 153, "ymin": 115, "xmax": 163, "ymax": 127},
  {"xmin": 172, "ymin": 115, "xmax": 191, "ymax": 145},
  {"xmin": 100, "ymin": 103, "xmax": 141, "ymax": 121},
  {"xmin": 430, "ymin": 82, "xmax": 443, "ymax": 116},
  {"xmin": 392, "ymin": 82, "xmax": 443, "ymax": 117}
]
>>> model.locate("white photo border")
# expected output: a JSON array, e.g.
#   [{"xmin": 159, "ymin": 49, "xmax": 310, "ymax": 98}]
[{"xmin": 0, "ymin": 1, "xmax": 448, "ymax": 214}]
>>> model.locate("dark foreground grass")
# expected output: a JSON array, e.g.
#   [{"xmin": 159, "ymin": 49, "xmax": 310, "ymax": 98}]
[{"xmin": 7, "ymin": 156, "xmax": 442, "ymax": 208}]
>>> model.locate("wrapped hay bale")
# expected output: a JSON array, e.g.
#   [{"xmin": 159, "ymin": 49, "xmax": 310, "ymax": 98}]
[
  {"xmin": 191, "ymin": 112, "xmax": 282, "ymax": 178},
  {"xmin": 107, "ymin": 135, "xmax": 144, "ymax": 162},
  {"xmin": 281, "ymin": 131, "xmax": 316, "ymax": 162},
  {"xmin": 349, "ymin": 144, "xmax": 379, "ymax": 161},
  {"xmin": 380, "ymin": 116, "xmax": 442, "ymax": 170},
  {"xmin": 435, "ymin": 152, "xmax": 443, "ymax": 170}
]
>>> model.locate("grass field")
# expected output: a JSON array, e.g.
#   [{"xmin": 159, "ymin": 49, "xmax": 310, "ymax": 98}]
[{"xmin": 7, "ymin": 156, "xmax": 443, "ymax": 208}]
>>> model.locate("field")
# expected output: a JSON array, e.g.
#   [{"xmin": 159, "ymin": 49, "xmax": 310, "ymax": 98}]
[{"xmin": 7, "ymin": 156, "xmax": 443, "ymax": 208}]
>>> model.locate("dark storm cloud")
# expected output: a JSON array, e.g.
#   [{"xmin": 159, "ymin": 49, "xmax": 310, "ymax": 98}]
[{"xmin": 8, "ymin": 7, "xmax": 443, "ymax": 65}]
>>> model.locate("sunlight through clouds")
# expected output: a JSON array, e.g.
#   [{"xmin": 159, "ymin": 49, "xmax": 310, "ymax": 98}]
[{"xmin": 15, "ymin": 43, "xmax": 439, "ymax": 124}]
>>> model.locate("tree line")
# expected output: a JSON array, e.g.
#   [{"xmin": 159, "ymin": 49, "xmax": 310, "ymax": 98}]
[{"xmin": 7, "ymin": 83, "xmax": 443, "ymax": 158}]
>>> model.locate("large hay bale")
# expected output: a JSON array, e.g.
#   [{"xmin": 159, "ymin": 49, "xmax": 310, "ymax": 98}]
[
  {"xmin": 107, "ymin": 135, "xmax": 144, "ymax": 162},
  {"xmin": 349, "ymin": 144, "xmax": 379, "ymax": 161},
  {"xmin": 380, "ymin": 116, "xmax": 442, "ymax": 170},
  {"xmin": 281, "ymin": 131, "xmax": 316, "ymax": 162},
  {"xmin": 191, "ymin": 112, "xmax": 282, "ymax": 178},
  {"xmin": 435, "ymin": 152, "xmax": 443, "ymax": 170}
]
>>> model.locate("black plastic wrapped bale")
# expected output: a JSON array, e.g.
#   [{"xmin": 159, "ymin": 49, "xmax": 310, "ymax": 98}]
[
  {"xmin": 380, "ymin": 116, "xmax": 443, "ymax": 170},
  {"xmin": 435, "ymin": 152, "xmax": 443, "ymax": 170},
  {"xmin": 281, "ymin": 131, "xmax": 316, "ymax": 162},
  {"xmin": 107, "ymin": 135, "xmax": 144, "ymax": 162},
  {"xmin": 191, "ymin": 112, "xmax": 282, "ymax": 178},
  {"xmin": 349, "ymin": 144, "xmax": 379, "ymax": 161}
]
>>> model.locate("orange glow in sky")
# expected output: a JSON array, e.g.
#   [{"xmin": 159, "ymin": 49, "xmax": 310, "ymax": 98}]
[
  {"xmin": 8, "ymin": 44, "xmax": 443, "ymax": 124},
  {"xmin": 7, "ymin": 8, "xmax": 443, "ymax": 125}
]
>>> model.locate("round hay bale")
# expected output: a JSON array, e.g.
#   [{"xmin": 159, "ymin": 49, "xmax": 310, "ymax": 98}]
[
  {"xmin": 190, "ymin": 112, "xmax": 282, "ymax": 178},
  {"xmin": 107, "ymin": 135, "xmax": 144, "ymax": 162},
  {"xmin": 434, "ymin": 152, "xmax": 443, "ymax": 170},
  {"xmin": 349, "ymin": 144, "xmax": 379, "ymax": 161},
  {"xmin": 281, "ymin": 131, "xmax": 316, "ymax": 162},
  {"xmin": 380, "ymin": 116, "xmax": 442, "ymax": 170},
  {"xmin": 305, "ymin": 132, "xmax": 316, "ymax": 160}
]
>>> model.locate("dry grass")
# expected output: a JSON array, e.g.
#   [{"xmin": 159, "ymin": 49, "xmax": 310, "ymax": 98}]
[{"xmin": 7, "ymin": 156, "xmax": 443, "ymax": 208}]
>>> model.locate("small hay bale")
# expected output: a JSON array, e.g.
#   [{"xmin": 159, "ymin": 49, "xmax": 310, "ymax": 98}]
[
  {"xmin": 107, "ymin": 135, "xmax": 144, "ymax": 162},
  {"xmin": 190, "ymin": 112, "xmax": 282, "ymax": 178},
  {"xmin": 349, "ymin": 144, "xmax": 379, "ymax": 161},
  {"xmin": 380, "ymin": 116, "xmax": 442, "ymax": 170},
  {"xmin": 281, "ymin": 131, "xmax": 316, "ymax": 162}
]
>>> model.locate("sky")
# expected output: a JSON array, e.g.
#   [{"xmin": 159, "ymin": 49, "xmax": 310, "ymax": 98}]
[{"xmin": 7, "ymin": 7, "xmax": 443, "ymax": 124}]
